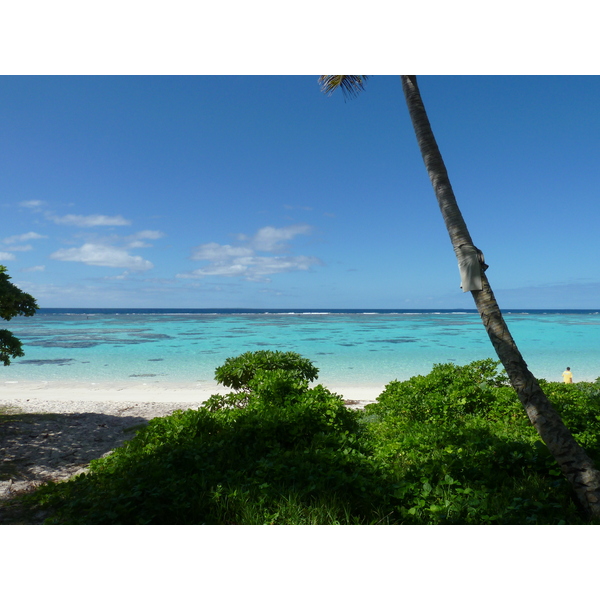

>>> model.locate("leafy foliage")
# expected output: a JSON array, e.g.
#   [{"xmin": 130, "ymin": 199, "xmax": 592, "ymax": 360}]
[
  {"xmin": 0, "ymin": 265, "xmax": 38, "ymax": 366},
  {"xmin": 32, "ymin": 354, "xmax": 395, "ymax": 524},
  {"xmin": 372, "ymin": 359, "xmax": 514, "ymax": 423},
  {"xmin": 21, "ymin": 353, "xmax": 600, "ymax": 525},
  {"xmin": 215, "ymin": 349, "xmax": 319, "ymax": 390},
  {"xmin": 542, "ymin": 381, "xmax": 600, "ymax": 459},
  {"xmin": 362, "ymin": 360, "xmax": 596, "ymax": 524},
  {"xmin": 318, "ymin": 75, "xmax": 369, "ymax": 99},
  {"xmin": 0, "ymin": 329, "xmax": 27, "ymax": 367}
]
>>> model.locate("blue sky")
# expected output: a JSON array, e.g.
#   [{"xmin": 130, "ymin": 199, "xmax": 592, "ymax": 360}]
[{"xmin": 2, "ymin": 75, "xmax": 600, "ymax": 309}]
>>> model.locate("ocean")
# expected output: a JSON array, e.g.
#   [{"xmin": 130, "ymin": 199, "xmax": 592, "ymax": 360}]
[{"xmin": 3, "ymin": 309, "xmax": 600, "ymax": 387}]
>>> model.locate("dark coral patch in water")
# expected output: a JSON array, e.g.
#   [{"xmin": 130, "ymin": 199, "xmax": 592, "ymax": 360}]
[
  {"xmin": 129, "ymin": 374, "xmax": 160, "ymax": 378},
  {"xmin": 17, "ymin": 358, "xmax": 76, "ymax": 366},
  {"xmin": 367, "ymin": 338, "xmax": 417, "ymax": 344}
]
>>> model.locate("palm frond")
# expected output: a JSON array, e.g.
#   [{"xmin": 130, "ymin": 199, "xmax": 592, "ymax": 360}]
[{"xmin": 318, "ymin": 76, "xmax": 369, "ymax": 99}]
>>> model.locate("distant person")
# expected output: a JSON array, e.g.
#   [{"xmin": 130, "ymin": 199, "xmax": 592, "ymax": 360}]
[{"xmin": 562, "ymin": 367, "xmax": 573, "ymax": 384}]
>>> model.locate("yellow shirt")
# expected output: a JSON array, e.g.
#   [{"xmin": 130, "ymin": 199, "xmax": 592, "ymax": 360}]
[{"xmin": 562, "ymin": 370, "xmax": 573, "ymax": 383}]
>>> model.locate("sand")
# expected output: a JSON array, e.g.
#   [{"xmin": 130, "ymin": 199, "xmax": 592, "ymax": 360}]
[{"xmin": 0, "ymin": 379, "xmax": 383, "ymax": 408}]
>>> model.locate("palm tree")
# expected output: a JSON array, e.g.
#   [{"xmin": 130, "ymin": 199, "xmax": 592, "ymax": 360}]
[{"xmin": 319, "ymin": 75, "xmax": 600, "ymax": 520}]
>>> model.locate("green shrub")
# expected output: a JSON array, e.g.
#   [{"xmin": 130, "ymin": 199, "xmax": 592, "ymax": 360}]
[
  {"xmin": 371, "ymin": 359, "xmax": 520, "ymax": 424},
  {"xmin": 21, "ymin": 354, "xmax": 599, "ymax": 525},
  {"xmin": 360, "ymin": 359, "xmax": 591, "ymax": 524},
  {"xmin": 32, "ymin": 352, "xmax": 399, "ymax": 524},
  {"xmin": 35, "ymin": 398, "xmax": 398, "ymax": 524},
  {"xmin": 541, "ymin": 381, "xmax": 600, "ymax": 460},
  {"xmin": 214, "ymin": 350, "xmax": 319, "ymax": 392}
]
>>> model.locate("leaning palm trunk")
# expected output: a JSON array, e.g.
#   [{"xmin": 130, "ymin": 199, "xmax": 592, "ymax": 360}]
[{"xmin": 401, "ymin": 75, "xmax": 600, "ymax": 520}]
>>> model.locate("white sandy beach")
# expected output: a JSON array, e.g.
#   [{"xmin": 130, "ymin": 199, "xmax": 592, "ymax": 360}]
[{"xmin": 0, "ymin": 379, "xmax": 382, "ymax": 412}]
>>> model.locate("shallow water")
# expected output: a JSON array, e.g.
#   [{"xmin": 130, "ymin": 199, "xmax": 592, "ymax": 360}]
[{"xmin": 5, "ymin": 309, "xmax": 600, "ymax": 386}]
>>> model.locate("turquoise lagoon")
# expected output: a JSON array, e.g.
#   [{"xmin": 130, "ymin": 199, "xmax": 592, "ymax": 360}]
[{"xmin": 4, "ymin": 309, "xmax": 600, "ymax": 387}]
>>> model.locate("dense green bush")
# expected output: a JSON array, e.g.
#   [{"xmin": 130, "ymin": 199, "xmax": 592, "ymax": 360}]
[
  {"xmin": 207, "ymin": 350, "xmax": 321, "ymax": 410},
  {"xmin": 21, "ymin": 354, "xmax": 600, "ymax": 525},
  {"xmin": 372, "ymin": 359, "xmax": 517, "ymax": 424},
  {"xmin": 361, "ymin": 360, "xmax": 597, "ymax": 524},
  {"xmin": 32, "ymin": 352, "xmax": 398, "ymax": 524},
  {"xmin": 541, "ymin": 381, "xmax": 600, "ymax": 460},
  {"xmin": 214, "ymin": 350, "xmax": 319, "ymax": 391}
]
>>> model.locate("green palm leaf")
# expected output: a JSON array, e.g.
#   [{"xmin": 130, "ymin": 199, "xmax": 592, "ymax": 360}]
[{"xmin": 318, "ymin": 76, "xmax": 369, "ymax": 99}]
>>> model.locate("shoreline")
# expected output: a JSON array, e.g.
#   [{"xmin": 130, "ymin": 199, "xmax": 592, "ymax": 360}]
[
  {"xmin": 2, "ymin": 369, "xmax": 591, "ymax": 416},
  {"xmin": 1, "ymin": 373, "xmax": 590, "ymax": 410},
  {"xmin": 0, "ymin": 379, "xmax": 383, "ymax": 411}
]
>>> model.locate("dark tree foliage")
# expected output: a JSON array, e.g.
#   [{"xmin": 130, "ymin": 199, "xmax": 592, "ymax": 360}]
[
  {"xmin": 0, "ymin": 265, "xmax": 38, "ymax": 366},
  {"xmin": 214, "ymin": 350, "xmax": 319, "ymax": 392}
]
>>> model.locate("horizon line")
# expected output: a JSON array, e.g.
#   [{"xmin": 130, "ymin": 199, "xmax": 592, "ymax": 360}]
[{"xmin": 33, "ymin": 307, "xmax": 600, "ymax": 311}]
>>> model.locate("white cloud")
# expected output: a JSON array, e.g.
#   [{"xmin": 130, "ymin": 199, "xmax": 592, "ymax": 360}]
[
  {"xmin": 103, "ymin": 271, "xmax": 131, "ymax": 280},
  {"xmin": 135, "ymin": 230, "xmax": 165, "ymax": 240},
  {"xmin": 3, "ymin": 231, "xmax": 47, "ymax": 244},
  {"xmin": 125, "ymin": 230, "xmax": 166, "ymax": 248},
  {"xmin": 245, "ymin": 255, "xmax": 320, "ymax": 281},
  {"xmin": 180, "ymin": 263, "xmax": 249, "ymax": 278},
  {"xmin": 179, "ymin": 255, "xmax": 320, "ymax": 282},
  {"xmin": 190, "ymin": 243, "xmax": 254, "ymax": 262},
  {"xmin": 48, "ymin": 214, "xmax": 132, "ymax": 227},
  {"xmin": 240, "ymin": 224, "xmax": 312, "ymax": 252},
  {"xmin": 4, "ymin": 245, "xmax": 33, "ymax": 252},
  {"xmin": 22, "ymin": 265, "xmax": 46, "ymax": 272},
  {"xmin": 178, "ymin": 225, "xmax": 321, "ymax": 282},
  {"xmin": 50, "ymin": 243, "xmax": 153, "ymax": 271},
  {"xmin": 20, "ymin": 200, "xmax": 46, "ymax": 209},
  {"xmin": 0, "ymin": 252, "xmax": 16, "ymax": 261}
]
